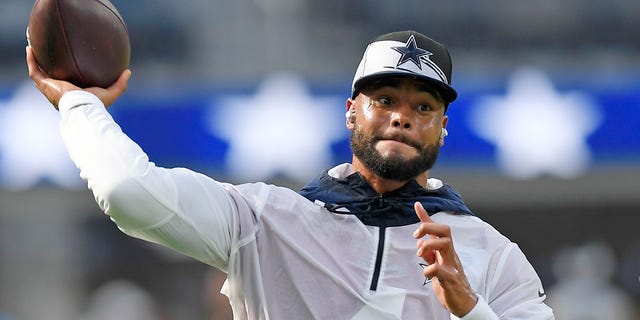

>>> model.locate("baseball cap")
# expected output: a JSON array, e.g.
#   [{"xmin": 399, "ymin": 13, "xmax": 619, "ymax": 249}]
[{"xmin": 351, "ymin": 30, "xmax": 457, "ymax": 103}]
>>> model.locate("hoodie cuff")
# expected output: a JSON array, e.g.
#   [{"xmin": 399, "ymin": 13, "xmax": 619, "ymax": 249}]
[
  {"xmin": 58, "ymin": 90, "xmax": 104, "ymax": 114},
  {"xmin": 451, "ymin": 294, "xmax": 498, "ymax": 320}
]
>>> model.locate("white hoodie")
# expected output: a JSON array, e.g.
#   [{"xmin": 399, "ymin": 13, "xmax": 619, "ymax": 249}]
[{"xmin": 57, "ymin": 90, "xmax": 554, "ymax": 320}]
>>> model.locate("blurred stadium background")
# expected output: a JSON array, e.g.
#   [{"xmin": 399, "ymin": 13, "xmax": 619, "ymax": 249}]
[{"xmin": 1, "ymin": 0, "xmax": 639, "ymax": 319}]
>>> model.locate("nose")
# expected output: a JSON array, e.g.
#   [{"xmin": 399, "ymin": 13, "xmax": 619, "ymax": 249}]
[{"xmin": 390, "ymin": 109, "xmax": 412, "ymax": 129}]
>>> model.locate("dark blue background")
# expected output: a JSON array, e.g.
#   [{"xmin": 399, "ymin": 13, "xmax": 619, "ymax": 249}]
[{"xmin": 104, "ymin": 82, "xmax": 639, "ymax": 175}]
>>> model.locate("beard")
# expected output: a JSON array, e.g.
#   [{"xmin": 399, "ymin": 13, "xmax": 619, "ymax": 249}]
[{"xmin": 350, "ymin": 127, "xmax": 440, "ymax": 182}]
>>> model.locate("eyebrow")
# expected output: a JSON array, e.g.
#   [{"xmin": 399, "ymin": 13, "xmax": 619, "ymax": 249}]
[
  {"xmin": 366, "ymin": 78, "xmax": 400, "ymax": 91},
  {"xmin": 416, "ymin": 84, "xmax": 442, "ymax": 100}
]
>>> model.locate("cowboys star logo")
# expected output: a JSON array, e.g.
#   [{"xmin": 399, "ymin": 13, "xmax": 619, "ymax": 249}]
[
  {"xmin": 419, "ymin": 262, "xmax": 432, "ymax": 285},
  {"xmin": 392, "ymin": 35, "xmax": 432, "ymax": 70},
  {"xmin": 391, "ymin": 35, "xmax": 448, "ymax": 83}
]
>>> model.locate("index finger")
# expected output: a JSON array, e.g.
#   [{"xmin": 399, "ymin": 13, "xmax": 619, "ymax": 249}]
[
  {"xmin": 413, "ymin": 201, "xmax": 435, "ymax": 240},
  {"xmin": 413, "ymin": 202, "xmax": 452, "ymax": 239},
  {"xmin": 414, "ymin": 202, "xmax": 432, "ymax": 223}
]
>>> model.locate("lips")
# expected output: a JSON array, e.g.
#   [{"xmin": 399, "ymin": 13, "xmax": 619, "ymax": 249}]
[{"xmin": 375, "ymin": 134, "xmax": 421, "ymax": 151}]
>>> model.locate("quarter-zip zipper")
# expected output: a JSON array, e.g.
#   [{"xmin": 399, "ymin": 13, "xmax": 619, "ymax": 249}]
[{"xmin": 369, "ymin": 226, "xmax": 386, "ymax": 291}]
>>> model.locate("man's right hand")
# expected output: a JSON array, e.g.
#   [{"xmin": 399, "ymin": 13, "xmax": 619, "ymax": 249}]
[{"xmin": 26, "ymin": 46, "xmax": 131, "ymax": 110}]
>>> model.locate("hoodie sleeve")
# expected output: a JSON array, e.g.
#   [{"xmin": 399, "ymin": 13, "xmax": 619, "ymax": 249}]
[
  {"xmin": 483, "ymin": 242, "xmax": 555, "ymax": 319},
  {"xmin": 58, "ymin": 90, "xmax": 238, "ymax": 270},
  {"xmin": 439, "ymin": 213, "xmax": 555, "ymax": 320}
]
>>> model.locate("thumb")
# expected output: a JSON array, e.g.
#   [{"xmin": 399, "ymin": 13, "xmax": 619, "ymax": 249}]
[{"xmin": 87, "ymin": 69, "xmax": 131, "ymax": 107}]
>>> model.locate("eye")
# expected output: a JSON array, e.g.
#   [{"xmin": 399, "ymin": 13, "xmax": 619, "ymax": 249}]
[
  {"xmin": 377, "ymin": 96, "xmax": 392, "ymax": 106},
  {"xmin": 417, "ymin": 104, "xmax": 433, "ymax": 112}
]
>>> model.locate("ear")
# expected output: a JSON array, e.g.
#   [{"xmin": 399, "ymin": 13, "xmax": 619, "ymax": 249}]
[
  {"xmin": 439, "ymin": 115, "xmax": 449, "ymax": 147},
  {"xmin": 345, "ymin": 98, "xmax": 356, "ymax": 130}
]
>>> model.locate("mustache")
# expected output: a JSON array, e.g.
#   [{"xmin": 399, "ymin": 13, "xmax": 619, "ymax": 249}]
[{"xmin": 373, "ymin": 133, "xmax": 422, "ymax": 151}]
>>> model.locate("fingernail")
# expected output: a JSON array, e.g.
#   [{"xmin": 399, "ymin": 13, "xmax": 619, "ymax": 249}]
[
  {"xmin": 417, "ymin": 248, "xmax": 423, "ymax": 256},
  {"xmin": 413, "ymin": 229, "xmax": 419, "ymax": 238}
]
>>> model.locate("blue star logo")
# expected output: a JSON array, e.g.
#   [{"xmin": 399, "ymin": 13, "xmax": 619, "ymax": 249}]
[{"xmin": 392, "ymin": 35, "xmax": 431, "ymax": 70}]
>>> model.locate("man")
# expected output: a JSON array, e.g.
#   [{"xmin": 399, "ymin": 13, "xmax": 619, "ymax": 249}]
[{"xmin": 26, "ymin": 30, "xmax": 554, "ymax": 319}]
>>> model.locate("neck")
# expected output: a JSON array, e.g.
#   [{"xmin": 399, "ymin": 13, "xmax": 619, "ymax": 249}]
[{"xmin": 351, "ymin": 157, "xmax": 428, "ymax": 194}]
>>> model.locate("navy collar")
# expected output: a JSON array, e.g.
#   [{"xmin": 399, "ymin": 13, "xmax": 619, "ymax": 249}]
[{"xmin": 299, "ymin": 170, "xmax": 473, "ymax": 227}]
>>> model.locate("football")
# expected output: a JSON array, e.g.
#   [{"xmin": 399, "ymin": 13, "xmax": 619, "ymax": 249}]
[{"xmin": 27, "ymin": 0, "xmax": 130, "ymax": 88}]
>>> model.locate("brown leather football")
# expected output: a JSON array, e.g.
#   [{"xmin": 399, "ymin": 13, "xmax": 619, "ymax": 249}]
[{"xmin": 27, "ymin": 0, "xmax": 130, "ymax": 88}]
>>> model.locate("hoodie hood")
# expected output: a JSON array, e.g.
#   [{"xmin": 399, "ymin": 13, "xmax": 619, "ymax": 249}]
[{"xmin": 299, "ymin": 164, "xmax": 473, "ymax": 227}]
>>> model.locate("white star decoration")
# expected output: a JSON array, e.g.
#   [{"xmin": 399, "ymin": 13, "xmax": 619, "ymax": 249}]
[
  {"xmin": 207, "ymin": 73, "xmax": 346, "ymax": 182},
  {"xmin": 469, "ymin": 67, "xmax": 602, "ymax": 179},
  {"xmin": 0, "ymin": 82, "xmax": 83, "ymax": 190}
]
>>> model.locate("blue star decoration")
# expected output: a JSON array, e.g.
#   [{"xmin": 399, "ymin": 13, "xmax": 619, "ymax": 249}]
[
  {"xmin": 0, "ymin": 82, "xmax": 83, "ymax": 190},
  {"xmin": 392, "ymin": 35, "xmax": 432, "ymax": 70},
  {"xmin": 419, "ymin": 263, "xmax": 432, "ymax": 285},
  {"xmin": 468, "ymin": 67, "xmax": 601, "ymax": 179},
  {"xmin": 207, "ymin": 73, "xmax": 346, "ymax": 182}
]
